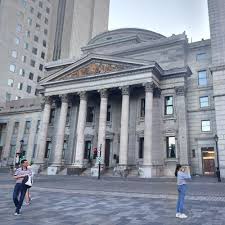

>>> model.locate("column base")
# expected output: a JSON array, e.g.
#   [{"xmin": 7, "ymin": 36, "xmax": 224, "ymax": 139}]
[
  {"xmin": 91, "ymin": 165, "xmax": 104, "ymax": 177},
  {"xmin": 32, "ymin": 163, "xmax": 45, "ymax": 174},
  {"xmin": 47, "ymin": 166, "xmax": 60, "ymax": 175},
  {"xmin": 138, "ymin": 165, "xmax": 152, "ymax": 178},
  {"xmin": 113, "ymin": 165, "xmax": 129, "ymax": 177}
]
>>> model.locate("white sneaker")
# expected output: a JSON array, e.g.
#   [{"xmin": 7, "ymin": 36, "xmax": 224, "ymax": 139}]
[
  {"xmin": 179, "ymin": 213, "xmax": 188, "ymax": 219},
  {"xmin": 176, "ymin": 213, "xmax": 181, "ymax": 218}
]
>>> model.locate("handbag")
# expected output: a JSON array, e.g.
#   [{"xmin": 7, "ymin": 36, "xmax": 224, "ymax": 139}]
[{"xmin": 24, "ymin": 175, "xmax": 32, "ymax": 188}]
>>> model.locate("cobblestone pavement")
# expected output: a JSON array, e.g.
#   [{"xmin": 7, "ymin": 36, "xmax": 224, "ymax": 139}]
[{"xmin": 1, "ymin": 174, "xmax": 225, "ymax": 225}]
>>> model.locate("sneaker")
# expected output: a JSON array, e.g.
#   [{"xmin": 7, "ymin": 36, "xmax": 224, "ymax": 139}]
[
  {"xmin": 176, "ymin": 213, "xmax": 181, "ymax": 218},
  {"xmin": 179, "ymin": 213, "xmax": 188, "ymax": 219},
  {"xmin": 14, "ymin": 212, "xmax": 21, "ymax": 216}
]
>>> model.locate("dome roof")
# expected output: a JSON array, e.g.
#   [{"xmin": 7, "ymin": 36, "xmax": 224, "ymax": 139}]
[{"xmin": 88, "ymin": 28, "xmax": 165, "ymax": 45}]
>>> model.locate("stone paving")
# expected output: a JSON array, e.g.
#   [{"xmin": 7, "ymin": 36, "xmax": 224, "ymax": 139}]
[{"xmin": 1, "ymin": 174, "xmax": 225, "ymax": 225}]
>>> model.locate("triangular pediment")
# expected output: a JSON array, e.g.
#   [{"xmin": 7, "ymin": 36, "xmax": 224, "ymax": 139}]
[
  {"xmin": 54, "ymin": 60, "xmax": 140, "ymax": 81},
  {"xmin": 41, "ymin": 54, "xmax": 150, "ymax": 84}
]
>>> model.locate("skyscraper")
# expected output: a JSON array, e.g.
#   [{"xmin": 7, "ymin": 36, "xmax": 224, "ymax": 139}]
[{"xmin": 0, "ymin": 0, "xmax": 110, "ymax": 103}]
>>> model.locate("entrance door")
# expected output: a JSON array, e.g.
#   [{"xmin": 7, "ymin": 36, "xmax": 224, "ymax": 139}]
[
  {"xmin": 202, "ymin": 148, "xmax": 215, "ymax": 175},
  {"xmin": 105, "ymin": 139, "xmax": 110, "ymax": 167}
]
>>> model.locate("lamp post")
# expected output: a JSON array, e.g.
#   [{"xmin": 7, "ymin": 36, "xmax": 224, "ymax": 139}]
[
  {"xmin": 214, "ymin": 134, "xmax": 221, "ymax": 182},
  {"xmin": 15, "ymin": 139, "xmax": 24, "ymax": 168}
]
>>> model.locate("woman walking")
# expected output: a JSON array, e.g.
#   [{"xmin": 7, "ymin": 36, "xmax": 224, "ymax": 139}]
[{"xmin": 175, "ymin": 164, "xmax": 191, "ymax": 219}]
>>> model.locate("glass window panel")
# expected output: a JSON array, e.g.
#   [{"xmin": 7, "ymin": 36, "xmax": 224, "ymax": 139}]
[{"xmin": 200, "ymin": 96, "xmax": 209, "ymax": 108}]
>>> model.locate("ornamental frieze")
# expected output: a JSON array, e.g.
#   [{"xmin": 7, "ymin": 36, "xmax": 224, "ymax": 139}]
[{"xmin": 55, "ymin": 62, "xmax": 137, "ymax": 81}]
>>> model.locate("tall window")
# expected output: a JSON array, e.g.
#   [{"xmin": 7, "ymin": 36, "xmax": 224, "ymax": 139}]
[
  {"xmin": 22, "ymin": 55, "xmax": 26, "ymax": 63},
  {"xmin": 13, "ymin": 122, "xmax": 19, "ymax": 135},
  {"xmin": 24, "ymin": 121, "xmax": 31, "ymax": 134},
  {"xmin": 107, "ymin": 105, "xmax": 111, "ymax": 122},
  {"xmin": 34, "ymin": 35, "xmax": 39, "ymax": 42},
  {"xmin": 29, "ymin": 72, "xmax": 34, "ymax": 80},
  {"xmin": 43, "ymin": 40, "xmax": 46, "ymax": 47},
  {"xmin": 44, "ymin": 141, "xmax": 51, "ymax": 158},
  {"xmin": 86, "ymin": 107, "xmax": 94, "ymax": 123},
  {"xmin": 19, "ymin": 68, "xmax": 25, "ymax": 76},
  {"xmin": 11, "ymin": 50, "xmax": 17, "ymax": 58},
  {"xmin": 8, "ymin": 79, "xmax": 14, "ymax": 87},
  {"xmin": 139, "ymin": 137, "xmax": 144, "ymax": 159},
  {"xmin": 84, "ymin": 141, "xmax": 91, "ymax": 159},
  {"xmin": 140, "ymin": 98, "xmax": 145, "ymax": 117},
  {"xmin": 17, "ymin": 83, "xmax": 23, "ymax": 90},
  {"xmin": 201, "ymin": 120, "xmax": 211, "ymax": 132},
  {"xmin": 165, "ymin": 96, "xmax": 173, "ymax": 115},
  {"xmin": 30, "ymin": 59, "xmax": 35, "ymax": 67},
  {"xmin": 32, "ymin": 47, "xmax": 37, "ymax": 55},
  {"xmin": 49, "ymin": 108, "xmax": 55, "ymax": 124},
  {"xmin": 166, "ymin": 137, "xmax": 176, "ymax": 158},
  {"xmin": 27, "ymin": 85, "xmax": 32, "ymax": 93},
  {"xmin": 198, "ymin": 70, "xmax": 207, "ymax": 86},
  {"xmin": 200, "ymin": 96, "xmax": 209, "ymax": 108},
  {"xmin": 39, "ymin": 64, "xmax": 43, "ymax": 71},
  {"xmin": 9, "ymin": 64, "xmax": 16, "ymax": 72}
]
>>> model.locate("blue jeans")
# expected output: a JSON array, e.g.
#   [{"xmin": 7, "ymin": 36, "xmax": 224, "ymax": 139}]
[
  {"xmin": 13, "ymin": 183, "xmax": 28, "ymax": 213},
  {"xmin": 176, "ymin": 184, "xmax": 186, "ymax": 213}
]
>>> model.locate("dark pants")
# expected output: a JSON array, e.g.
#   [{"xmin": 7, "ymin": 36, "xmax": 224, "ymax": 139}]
[{"xmin": 13, "ymin": 183, "xmax": 27, "ymax": 213}]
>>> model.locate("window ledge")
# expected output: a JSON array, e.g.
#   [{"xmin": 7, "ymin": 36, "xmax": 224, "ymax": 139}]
[
  {"xmin": 164, "ymin": 158, "xmax": 178, "ymax": 163},
  {"xmin": 163, "ymin": 116, "xmax": 176, "ymax": 122}
]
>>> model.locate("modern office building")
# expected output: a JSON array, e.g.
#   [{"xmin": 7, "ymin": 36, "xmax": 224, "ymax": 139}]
[
  {"xmin": 0, "ymin": 0, "xmax": 225, "ymax": 178},
  {"xmin": 0, "ymin": 0, "xmax": 110, "ymax": 103}
]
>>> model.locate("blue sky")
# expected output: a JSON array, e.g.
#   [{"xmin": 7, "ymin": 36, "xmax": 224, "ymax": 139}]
[{"xmin": 109, "ymin": 0, "xmax": 209, "ymax": 42}]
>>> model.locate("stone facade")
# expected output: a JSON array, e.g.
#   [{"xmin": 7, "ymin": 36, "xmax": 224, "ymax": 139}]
[{"xmin": 0, "ymin": 1, "xmax": 225, "ymax": 177}]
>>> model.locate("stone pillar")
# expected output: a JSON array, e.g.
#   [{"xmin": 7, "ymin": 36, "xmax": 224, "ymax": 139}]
[
  {"xmin": 15, "ymin": 119, "xmax": 26, "ymax": 154},
  {"xmin": 175, "ymin": 86, "xmax": 189, "ymax": 165},
  {"xmin": 97, "ymin": 89, "xmax": 108, "ymax": 164},
  {"xmin": 51, "ymin": 95, "xmax": 69, "ymax": 167},
  {"xmin": 26, "ymin": 119, "xmax": 38, "ymax": 162},
  {"xmin": 74, "ymin": 92, "xmax": 87, "ymax": 167},
  {"xmin": 35, "ymin": 96, "xmax": 52, "ymax": 165},
  {"xmin": 2, "ymin": 119, "xmax": 14, "ymax": 161},
  {"xmin": 139, "ymin": 82, "xmax": 154, "ymax": 178},
  {"xmin": 119, "ymin": 86, "xmax": 130, "ymax": 167}
]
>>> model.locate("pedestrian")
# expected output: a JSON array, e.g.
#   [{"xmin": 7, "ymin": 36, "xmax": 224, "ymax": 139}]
[
  {"xmin": 175, "ymin": 164, "xmax": 191, "ymax": 219},
  {"xmin": 25, "ymin": 164, "xmax": 33, "ymax": 205},
  {"xmin": 13, "ymin": 159, "xmax": 32, "ymax": 215}
]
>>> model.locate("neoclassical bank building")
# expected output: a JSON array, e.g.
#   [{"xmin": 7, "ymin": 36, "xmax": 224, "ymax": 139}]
[{"xmin": 0, "ymin": 28, "xmax": 223, "ymax": 177}]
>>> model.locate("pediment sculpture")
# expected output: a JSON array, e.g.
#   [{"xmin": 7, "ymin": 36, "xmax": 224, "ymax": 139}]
[{"xmin": 55, "ymin": 61, "xmax": 138, "ymax": 81}]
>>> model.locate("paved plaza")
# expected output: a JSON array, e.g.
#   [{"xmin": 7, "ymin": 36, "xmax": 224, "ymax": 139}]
[{"xmin": 0, "ymin": 174, "xmax": 225, "ymax": 225}]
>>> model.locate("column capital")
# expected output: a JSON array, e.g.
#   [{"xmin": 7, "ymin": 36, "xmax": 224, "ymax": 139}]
[
  {"xmin": 41, "ymin": 96, "xmax": 52, "ymax": 110},
  {"xmin": 59, "ymin": 94, "xmax": 68, "ymax": 103},
  {"xmin": 44, "ymin": 96, "xmax": 52, "ymax": 104},
  {"xmin": 99, "ymin": 89, "xmax": 108, "ymax": 98},
  {"xmin": 78, "ymin": 91, "xmax": 87, "ymax": 100},
  {"xmin": 144, "ymin": 82, "xmax": 155, "ymax": 93},
  {"xmin": 120, "ymin": 86, "xmax": 130, "ymax": 95},
  {"xmin": 175, "ymin": 86, "xmax": 186, "ymax": 96}
]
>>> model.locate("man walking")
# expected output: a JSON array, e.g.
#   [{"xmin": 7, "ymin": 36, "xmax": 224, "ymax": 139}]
[{"xmin": 13, "ymin": 159, "xmax": 32, "ymax": 215}]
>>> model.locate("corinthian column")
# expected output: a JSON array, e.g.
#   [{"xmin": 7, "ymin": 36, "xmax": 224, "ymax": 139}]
[
  {"xmin": 97, "ymin": 89, "xmax": 108, "ymax": 164},
  {"xmin": 119, "ymin": 86, "xmax": 130, "ymax": 166},
  {"xmin": 52, "ymin": 95, "xmax": 68, "ymax": 166},
  {"xmin": 176, "ymin": 86, "xmax": 189, "ymax": 165},
  {"xmin": 143, "ymin": 82, "xmax": 154, "ymax": 166},
  {"xmin": 35, "ymin": 96, "xmax": 52, "ymax": 165},
  {"xmin": 74, "ymin": 92, "xmax": 87, "ymax": 167}
]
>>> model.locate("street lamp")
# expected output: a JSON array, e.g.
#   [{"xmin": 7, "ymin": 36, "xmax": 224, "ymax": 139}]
[
  {"xmin": 214, "ymin": 134, "xmax": 221, "ymax": 182},
  {"xmin": 15, "ymin": 139, "xmax": 24, "ymax": 168}
]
